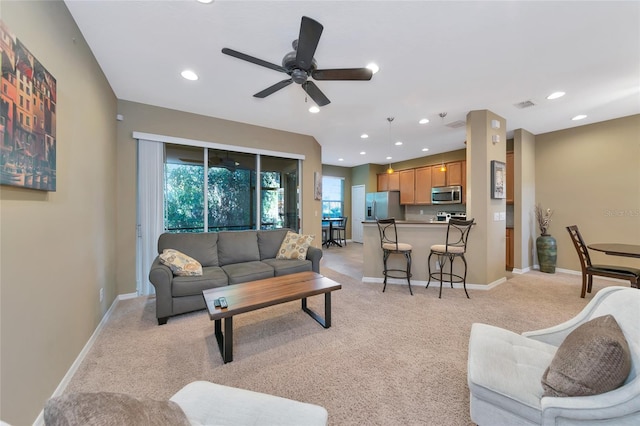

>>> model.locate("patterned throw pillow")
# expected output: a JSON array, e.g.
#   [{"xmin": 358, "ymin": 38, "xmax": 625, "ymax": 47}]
[
  {"xmin": 276, "ymin": 231, "xmax": 315, "ymax": 260},
  {"xmin": 542, "ymin": 314, "xmax": 631, "ymax": 397},
  {"xmin": 159, "ymin": 249, "xmax": 203, "ymax": 276}
]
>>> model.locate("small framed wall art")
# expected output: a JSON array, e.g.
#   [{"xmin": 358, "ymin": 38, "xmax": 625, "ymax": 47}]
[
  {"xmin": 491, "ymin": 160, "xmax": 506, "ymax": 199},
  {"xmin": 314, "ymin": 171, "xmax": 322, "ymax": 200}
]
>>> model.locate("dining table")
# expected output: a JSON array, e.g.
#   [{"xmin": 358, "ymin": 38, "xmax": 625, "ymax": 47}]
[
  {"xmin": 322, "ymin": 217, "xmax": 344, "ymax": 248},
  {"xmin": 587, "ymin": 243, "xmax": 640, "ymax": 259}
]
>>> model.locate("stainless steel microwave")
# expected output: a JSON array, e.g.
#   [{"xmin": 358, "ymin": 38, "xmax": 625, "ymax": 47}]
[{"xmin": 431, "ymin": 185, "xmax": 462, "ymax": 204}]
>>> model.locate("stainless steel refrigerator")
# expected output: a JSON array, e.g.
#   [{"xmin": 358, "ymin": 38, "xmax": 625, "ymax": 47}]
[{"xmin": 365, "ymin": 191, "xmax": 404, "ymax": 220}]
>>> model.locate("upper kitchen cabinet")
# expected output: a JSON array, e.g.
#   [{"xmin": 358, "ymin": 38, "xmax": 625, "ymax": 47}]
[
  {"xmin": 431, "ymin": 161, "xmax": 463, "ymax": 187},
  {"xmin": 399, "ymin": 169, "xmax": 415, "ymax": 204},
  {"xmin": 506, "ymin": 152, "xmax": 514, "ymax": 204},
  {"xmin": 414, "ymin": 166, "xmax": 432, "ymax": 204},
  {"xmin": 377, "ymin": 172, "xmax": 400, "ymax": 191}
]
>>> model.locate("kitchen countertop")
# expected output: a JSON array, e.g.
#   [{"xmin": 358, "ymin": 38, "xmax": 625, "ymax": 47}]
[{"xmin": 362, "ymin": 220, "xmax": 449, "ymax": 225}]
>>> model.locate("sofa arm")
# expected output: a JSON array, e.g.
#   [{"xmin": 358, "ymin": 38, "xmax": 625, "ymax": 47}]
[
  {"xmin": 306, "ymin": 246, "xmax": 323, "ymax": 273},
  {"xmin": 523, "ymin": 286, "xmax": 629, "ymax": 346},
  {"xmin": 148, "ymin": 257, "xmax": 174, "ymax": 324}
]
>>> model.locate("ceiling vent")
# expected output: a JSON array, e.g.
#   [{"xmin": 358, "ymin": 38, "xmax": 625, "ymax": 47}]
[
  {"xmin": 514, "ymin": 100, "xmax": 536, "ymax": 109},
  {"xmin": 446, "ymin": 120, "xmax": 466, "ymax": 129}
]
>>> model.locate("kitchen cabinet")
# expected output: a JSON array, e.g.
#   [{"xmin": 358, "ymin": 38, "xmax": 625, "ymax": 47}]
[
  {"xmin": 506, "ymin": 152, "xmax": 514, "ymax": 204},
  {"xmin": 506, "ymin": 228, "xmax": 514, "ymax": 270},
  {"xmin": 399, "ymin": 169, "xmax": 415, "ymax": 204},
  {"xmin": 431, "ymin": 160, "xmax": 463, "ymax": 188},
  {"xmin": 414, "ymin": 166, "xmax": 432, "ymax": 204},
  {"xmin": 377, "ymin": 172, "xmax": 400, "ymax": 191},
  {"xmin": 447, "ymin": 161, "xmax": 463, "ymax": 186},
  {"xmin": 377, "ymin": 173, "xmax": 388, "ymax": 191}
]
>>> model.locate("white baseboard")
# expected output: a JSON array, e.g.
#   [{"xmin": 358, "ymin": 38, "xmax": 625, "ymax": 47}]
[
  {"xmin": 32, "ymin": 293, "xmax": 134, "ymax": 426},
  {"xmin": 361, "ymin": 276, "xmax": 507, "ymax": 290}
]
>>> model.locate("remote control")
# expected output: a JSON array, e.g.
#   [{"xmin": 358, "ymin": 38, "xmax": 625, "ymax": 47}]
[
  {"xmin": 218, "ymin": 297, "xmax": 228, "ymax": 309},
  {"xmin": 213, "ymin": 298, "xmax": 221, "ymax": 308}
]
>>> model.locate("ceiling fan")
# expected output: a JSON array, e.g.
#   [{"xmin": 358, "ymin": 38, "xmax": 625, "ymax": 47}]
[{"xmin": 221, "ymin": 16, "xmax": 373, "ymax": 107}]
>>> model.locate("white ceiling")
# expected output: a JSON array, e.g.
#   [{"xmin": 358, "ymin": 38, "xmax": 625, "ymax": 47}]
[{"xmin": 64, "ymin": 0, "xmax": 640, "ymax": 167}]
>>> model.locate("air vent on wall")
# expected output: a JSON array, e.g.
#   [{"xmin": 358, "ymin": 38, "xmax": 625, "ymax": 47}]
[
  {"xmin": 514, "ymin": 100, "xmax": 536, "ymax": 109},
  {"xmin": 446, "ymin": 120, "xmax": 466, "ymax": 129}
]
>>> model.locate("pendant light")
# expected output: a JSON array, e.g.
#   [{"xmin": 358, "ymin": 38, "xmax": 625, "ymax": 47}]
[
  {"xmin": 437, "ymin": 113, "xmax": 447, "ymax": 172},
  {"xmin": 386, "ymin": 117, "xmax": 395, "ymax": 174}
]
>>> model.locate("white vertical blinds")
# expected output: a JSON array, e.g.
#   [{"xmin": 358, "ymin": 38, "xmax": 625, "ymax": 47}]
[{"xmin": 136, "ymin": 139, "xmax": 165, "ymax": 295}]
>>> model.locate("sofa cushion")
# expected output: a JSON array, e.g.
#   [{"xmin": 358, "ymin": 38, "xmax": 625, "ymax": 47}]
[
  {"xmin": 258, "ymin": 228, "xmax": 290, "ymax": 260},
  {"xmin": 467, "ymin": 323, "xmax": 557, "ymax": 423},
  {"xmin": 171, "ymin": 266, "xmax": 228, "ymax": 297},
  {"xmin": 218, "ymin": 230, "xmax": 260, "ymax": 265},
  {"xmin": 170, "ymin": 381, "xmax": 328, "ymax": 426},
  {"xmin": 158, "ymin": 232, "xmax": 219, "ymax": 267},
  {"xmin": 542, "ymin": 314, "xmax": 631, "ymax": 397},
  {"xmin": 222, "ymin": 261, "xmax": 274, "ymax": 284},
  {"xmin": 276, "ymin": 231, "xmax": 315, "ymax": 260},
  {"xmin": 44, "ymin": 392, "xmax": 190, "ymax": 426},
  {"xmin": 159, "ymin": 249, "xmax": 203, "ymax": 276},
  {"xmin": 262, "ymin": 258, "xmax": 313, "ymax": 276}
]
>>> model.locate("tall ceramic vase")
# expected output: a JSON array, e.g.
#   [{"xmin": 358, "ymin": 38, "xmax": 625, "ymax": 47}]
[{"xmin": 536, "ymin": 234, "xmax": 557, "ymax": 273}]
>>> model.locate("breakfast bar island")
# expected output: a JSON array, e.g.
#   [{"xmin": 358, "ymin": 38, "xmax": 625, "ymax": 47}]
[{"xmin": 362, "ymin": 220, "xmax": 470, "ymax": 286}]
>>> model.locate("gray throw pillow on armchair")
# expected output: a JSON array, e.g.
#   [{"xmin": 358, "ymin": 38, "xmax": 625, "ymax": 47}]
[
  {"xmin": 542, "ymin": 314, "xmax": 631, "ymax": 397},
  {"xmin": 44, "ymin": 392, "xmax": 190, "ymax": 426}
]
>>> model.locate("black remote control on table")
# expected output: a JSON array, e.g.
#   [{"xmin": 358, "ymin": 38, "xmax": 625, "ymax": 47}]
[
  {"xmin": 213, "ymin": 298, "xmax": 221, "ymax": 308},
  {"xmin": 218, "ymin": 297, "xmax": 228, "ymax": 308}
]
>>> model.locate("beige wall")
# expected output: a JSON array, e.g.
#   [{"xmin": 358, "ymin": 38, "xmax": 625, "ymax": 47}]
[
  {"xmin": 513, "ymin": 129, "xmax": 536, "ymax": 270},
  {"xmin": 0, "ymin": 1, "xmax": 118, "ymax": 424},
  {"xmin": 535, "ymin": 114, "xmax": 640, "ymax": 271},
  {"xmin": 115, "ymin": 101, "xmax": 323, "ymax": 294},
  {"xmin": 321, "ymin": 164, "xmax": 352, "ymax": 238}
]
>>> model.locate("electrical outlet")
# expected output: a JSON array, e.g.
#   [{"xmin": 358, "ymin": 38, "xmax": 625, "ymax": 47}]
[
  {"xmin": 420, "ymin": 210, "xmax": 424, "ymax": 215},
  {"xmin": 99, "ymin": 288, "xmax": 104, "ymax": 303}
]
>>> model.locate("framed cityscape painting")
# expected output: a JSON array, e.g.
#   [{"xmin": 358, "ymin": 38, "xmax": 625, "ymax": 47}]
[{"xmin": 0, "ymin": 20, "xmax": 57, "ymax": 191}]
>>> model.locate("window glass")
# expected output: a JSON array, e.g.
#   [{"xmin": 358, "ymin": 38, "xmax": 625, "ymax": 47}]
[
  {"xmin": 322, "ymin": 176, "xmax": 344, "ymax": 218},
  {"xmin": 164, "ymin": 145, "xmax": 205, "ymax": 233}
]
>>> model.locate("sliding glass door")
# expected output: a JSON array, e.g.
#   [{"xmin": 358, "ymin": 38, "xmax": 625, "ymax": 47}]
[{"xmin": 163, "ymin": 144, "xmax": 299, "ymax": 233}]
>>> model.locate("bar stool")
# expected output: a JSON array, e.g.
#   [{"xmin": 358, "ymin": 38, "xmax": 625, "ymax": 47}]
[
  {"xmin": 427, "ymin": 218, "xmax": 475, "ymax": 298},
  {"xmin": 376, "ymin": 218, "xmax": 413, "ymax": 295}
]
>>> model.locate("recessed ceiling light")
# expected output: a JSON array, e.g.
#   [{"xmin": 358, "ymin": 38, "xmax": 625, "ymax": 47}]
[
  {"xmin": 338, "ymin": 158, "xmax": 344, "ymax": 162},
  {"xmin": 360, "ymin": 151, "xmax": 366, "ymax": 155},
  {"xmin": 547, "ymin": 91, "xmax": 566, "ymax": 100},
  {"xmin": 386, "ymin": 156, "xmax": 392, "ymax": 160},
  {"xmin": 360, "ymin": 134, "xmax": 368, "ymax": 139},
  {"xmin": 196, "ymin": 0, "xmax": 214, "ymax": 4},
  {"xmin": 572, "ymin": 114, "xmax": 587, "ymax": 121},
  {"xmin": 394, "ymin": 141, "xmax": 403, "ymax": 146},
  {"xmin": 309, "ymin": 106, "xmax": 320, "ymax": 113},
  {"xmin": 366, "ymin": 63, "xmax": 379, "ymax": 74},
  {"xmin": 181, "ymin": 70, "xmax": 198, "ymax": 81},
  {"xmin": 419, "ymin": 118, "xmax": 429, "ymax": 124},
  {"xmin": 422, "ymin": 148, "xmax": 429, "ymax": 152}
]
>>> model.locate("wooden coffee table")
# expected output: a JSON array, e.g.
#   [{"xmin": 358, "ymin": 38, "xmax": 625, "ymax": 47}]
[{"xmin": 203, "ymin": 271, "xmax": 342, "ymax": 363}]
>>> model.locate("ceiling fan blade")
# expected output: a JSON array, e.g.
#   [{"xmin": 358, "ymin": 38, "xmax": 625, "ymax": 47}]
[
  {"xmin": 312, "ymin": 68, "xmax": 373, "ymax": 81},
  {"xmin": 302, "ymin": 81, "xmax": 330, "ymax": 107},
  {"xmin": 254, "ymin": 79, "xmax": 294, "ymax": 98},
  {"xmin": 295, "ymin": 16, "xmax": 323, "ymax": 70},
  {"xmin": 222, "ymin": 48, "xmax": 287, "ymax": 73}
]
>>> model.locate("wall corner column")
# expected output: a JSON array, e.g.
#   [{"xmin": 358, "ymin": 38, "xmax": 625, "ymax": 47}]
[{"xmin": 465, "ymin": 110, "xmax": 506, "ymax": 285}]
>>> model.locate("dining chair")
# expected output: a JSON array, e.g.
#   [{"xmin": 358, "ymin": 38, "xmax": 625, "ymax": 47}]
[
  {"xmin": 566, "ymin": 225, "xmax": 640, "ymax": 298},
  {"xmin": 376, "ymin": 218, "xmax": 413, "ymax": 295},
  {"xmin": 333, "ymin": 216, "xmax": 348, "ymax": 246},
  {"xmin": 427, "ymin": 218, "xmax": 475, "ymax": 298}
]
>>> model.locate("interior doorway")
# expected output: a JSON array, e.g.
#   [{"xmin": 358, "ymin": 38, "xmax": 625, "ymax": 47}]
[{"xmin": 351, "ymin": 185, "xmax": 365, "ymax": 243}]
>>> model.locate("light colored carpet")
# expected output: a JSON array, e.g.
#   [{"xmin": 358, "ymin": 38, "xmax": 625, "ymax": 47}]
[{"xmin": 65, "ymin": 268, "xmax": 612, "ymax": 425}]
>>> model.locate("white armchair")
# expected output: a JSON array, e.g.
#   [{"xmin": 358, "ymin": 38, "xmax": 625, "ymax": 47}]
[{"xmin": 467, "ymin": 286, "xmax": 640, "ymax": 425}]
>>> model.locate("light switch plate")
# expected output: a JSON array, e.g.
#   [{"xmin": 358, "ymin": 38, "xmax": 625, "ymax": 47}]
[
  {"xmin": 500, "ymin": 212, "xmax": 506, "ymax": 220},
  {"xmin": 494, "ymin": 212, "xmax": 500, "ymax": 221}
]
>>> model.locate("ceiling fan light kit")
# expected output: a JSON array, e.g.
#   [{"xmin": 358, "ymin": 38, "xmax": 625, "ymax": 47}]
[{"xmin": 222, "ymin": 16, "xmax": 373, "ymax": 107}]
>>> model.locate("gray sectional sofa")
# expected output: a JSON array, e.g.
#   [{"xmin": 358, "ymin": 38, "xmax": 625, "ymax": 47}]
[{"xmin": 149, "ymin": 228, "xmax": 322, "ymax": 324}]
